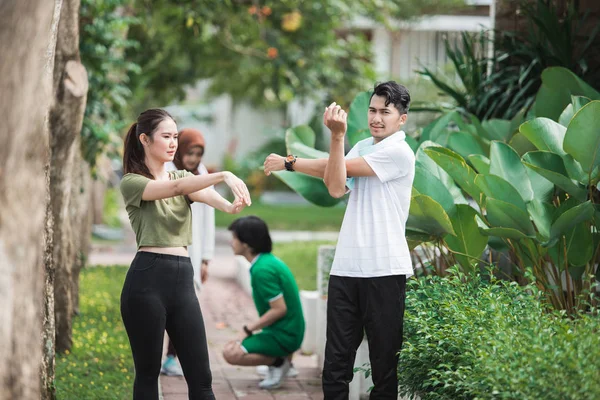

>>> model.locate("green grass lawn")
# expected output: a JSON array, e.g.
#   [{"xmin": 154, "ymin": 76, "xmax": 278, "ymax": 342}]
[
  {"xmin": 215, "ymin": 202, "xmax": 346, "ymax": 231},
  {"xmin": 273, "ymin": 241, "xmax": 335, "ymax": 291},
  {"xmin": 55, "ymin": 266, "xmax": 133, "ymax": 400}
]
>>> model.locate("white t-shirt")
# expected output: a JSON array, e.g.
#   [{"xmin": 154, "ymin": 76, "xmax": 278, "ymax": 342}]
[{"xmin": 330, "ymin": 131, "xmax": 415, "ymax": 278}]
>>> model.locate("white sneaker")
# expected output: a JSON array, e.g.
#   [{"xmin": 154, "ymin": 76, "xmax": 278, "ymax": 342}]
[
  {"xmin": 160, "ymin": 356, "xmax": 183, "ymax": 376},
  {"xmin": 256, "ymin": 363, "xmax": 298, "ymax": 378},
  {"xmin": 258, "ymin": 359, "xmax": 291, "ymax": 389}
]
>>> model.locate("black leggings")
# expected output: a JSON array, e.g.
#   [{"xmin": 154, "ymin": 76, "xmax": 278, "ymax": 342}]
[{"xmin": 121, "ymin": 252, "xmax": 215, "ymax": 400}]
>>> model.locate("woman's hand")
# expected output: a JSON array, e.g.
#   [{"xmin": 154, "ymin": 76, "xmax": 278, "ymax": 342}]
[
  {"xmin": 200, "ymin": 261, "xmax": 209, "ymax": 283},
  {"xmin": 227, "ymin": 197, "xmax": 247, "ymax": 214},
  {"xmin": 223, "ymin": 172, "xmax": 252, "ymax": 206}
]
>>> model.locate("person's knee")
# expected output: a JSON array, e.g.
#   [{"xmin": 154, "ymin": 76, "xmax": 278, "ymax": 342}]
[{"xmin": 222, "ymin": 341, "xmax": 243, "ymax": 365}]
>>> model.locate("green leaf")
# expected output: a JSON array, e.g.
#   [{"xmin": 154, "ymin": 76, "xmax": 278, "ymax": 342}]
[
  {"xmin": 478, "ymin": 227, "xmax": 530, "ymax": 240},
  {"xmin": 482, "ymin": 119, "xmax": 512, "ymax": 142},
  {"xmin": 420, "ymin": 111, "xmax": 465, "ymax": 143},
  {"xmin": 424, "ymin": 147, "xmax": 483, "ymax": 203},
  {"xmin": 485, "ymin": 198, "xmax": 536, "ymax": 237},
  {"xmin": 445, "ymin": 205, "xmax": 488, "ymax": 271},
  {"xmin": 527, "ymin": 199, "xmax": 554, "ymax": 240},
  {"xmin": 548, "ymin": 223, "xmax": 594, "ymax": 269},
  {"xmin": 468, "ymin": 154, "xmax": 490, "ymax": 174},
  {"xmin": 413, "ymin": 168, "xmax": 456, "ymax": 215},
  {"xmin": 519, "ymin": 118, "xmax": 566, "ymax": 155},
  {"xmin": 272, "ymin": 171, "xmax": 342, "ymax": 207},
  {"xmin": 563, "ymin": 101, "xmax": 600, "ymax": 175},
  {"xmin": 406, "ymin": 195, "xmax": 455, "ymax": 237},
  {"xmin": 347, "ymin": 91, "xmax": 372, "ymax": 147},
  {"xmin": 546, "ymin": 201, "xmax": 594, "ymax": 246},
  {"xmin": 508, "ymin": 132, "xmax": 537, "ymax": 156},
  {"xmin": 448, "ymin": 131, "xmax": 486, "ymax": 159},
  {"xmin": 405, "ymin": 135, "xmax": 419, "ymax": 152},
  {"xmin": 285, "ymin": 125, "xmax": 316, "ymax": 150},
  {"xmin": 489, "ymin": 142, "xmax": 534, "ymax": 202},
  {"xmin": 522, "ymin": 151, "xmax": 587, "ymax": 200},
  {"xmin": 288, "ymin": 141, "xmax": 329, "ymax": 160},
  {"xmin": 558, "ymin": 96, "xmax": 592, "ymax": 127},
  {"xmin": 534, "ymin": 67, "xmax": 600, "ymax": 121},
  {"xmin": 416, "ymin": 142, "xmax": 467, "ymax": 204},
  {"xmin": 475, "ymin": 175, "xmax": 527, "ymax": 212}
]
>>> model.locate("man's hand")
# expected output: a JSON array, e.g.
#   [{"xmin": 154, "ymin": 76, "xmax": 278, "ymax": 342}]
[
  {"xmin": 323, "ymin": 102, "xmax": 347, "ymax": 139},
  {"xmin": 263, "ymin": 153, "xmax": 286, "ymax": 176}
]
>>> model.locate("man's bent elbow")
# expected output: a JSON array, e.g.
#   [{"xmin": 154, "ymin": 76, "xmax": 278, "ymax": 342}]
[{"xmin": 328, "ymin": 187, "xmax": 346, "ymax": 198}]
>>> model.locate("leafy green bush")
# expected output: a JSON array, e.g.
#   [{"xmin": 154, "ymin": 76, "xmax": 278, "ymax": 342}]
[
  {"xmin": 55, "ymin": 266, "xmax": 133, "ymax": 399},
  {"xmin": 399, "ymin": 271, "xmax": 600, "ymax": 400}
]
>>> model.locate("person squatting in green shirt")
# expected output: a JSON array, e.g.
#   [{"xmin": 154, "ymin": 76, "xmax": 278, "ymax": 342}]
[
  {"xmin": 119, "ymin": 108, "xmax": 252, "ymax": 400},
  {"xmin": 223, "ymin": 216, "xmax": 305, "ymax": 390}
]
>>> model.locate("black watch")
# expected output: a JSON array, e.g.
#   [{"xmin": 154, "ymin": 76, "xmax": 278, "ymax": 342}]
[
  {"xmin": 243, "ymin": 325, "xmax": 253, "ymax": 337},
  {"xmin": 284, "ymin": 154, "xmax": 297, "ymax": 172}
]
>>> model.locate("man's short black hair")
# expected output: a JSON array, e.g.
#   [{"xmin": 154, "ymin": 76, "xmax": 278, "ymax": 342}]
[
  {"xmin": 228, "ymin": 216, "xmax": 273, "ymax": 254},
  {"xmin": 370, "ymin": 81, "xmax": 411, "ymax": 115}
]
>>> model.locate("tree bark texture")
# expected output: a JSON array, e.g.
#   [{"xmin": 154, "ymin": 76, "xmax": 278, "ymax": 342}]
[
  {"xmin": 50, "ymin": 0, "xmax": 89, "ymax": 353},
  {"xmin": 41, "ymin": 2, "xmax": 65, "ymax": 397},
  {"xmin": 0, "ymin": 1, "xmax": 57, "ymax": 399}
]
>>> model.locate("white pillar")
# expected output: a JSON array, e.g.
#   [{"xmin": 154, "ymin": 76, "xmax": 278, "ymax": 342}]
[{"xmin": 371, "ymin": 27, "xmax": 393, "ymax": 80}]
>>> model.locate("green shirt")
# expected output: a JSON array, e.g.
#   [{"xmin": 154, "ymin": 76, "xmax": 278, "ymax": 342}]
[
  {"xmin": 120, "ymin": 171, "xmax": 193, "ymax": 248},
  {"xmin": 251, "ymin": 253, "xmax": 305, "ymax": 352}
]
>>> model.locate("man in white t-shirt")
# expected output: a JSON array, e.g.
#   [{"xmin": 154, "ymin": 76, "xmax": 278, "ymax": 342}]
[{"xmin": 264, "ymin": 81, "xmax": 415, "ymax": 399}]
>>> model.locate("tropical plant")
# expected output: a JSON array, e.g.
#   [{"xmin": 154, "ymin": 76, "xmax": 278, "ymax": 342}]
[
  {"xmin": 79, "ymin": 0, "xmax": 140, "ymax": 168},
  {"xmin": 272, "ymin": 67, "xmax": 600, "ymax": 312},
  {"xmin": 417, "ymin": 0, "xmax": 600, "ymax": 121}
]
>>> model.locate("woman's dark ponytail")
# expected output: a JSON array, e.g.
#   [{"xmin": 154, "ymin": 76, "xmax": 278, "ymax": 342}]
[{"xmin": 122, "ymin": 109, "xmax": 174, "ymax": 179}]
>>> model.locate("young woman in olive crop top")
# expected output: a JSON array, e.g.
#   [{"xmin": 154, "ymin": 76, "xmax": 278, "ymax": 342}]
[{"xmin": 119, "ymin": 109, "xmax": 251, "ymax": 400}]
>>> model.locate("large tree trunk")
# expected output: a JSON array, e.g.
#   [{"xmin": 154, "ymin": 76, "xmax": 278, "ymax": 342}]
[
  {"xmin": 0, "ymin": 1, "xmax": 57, "ymax": 399},
  {"xmin": 70, "ymin": 152, "xmax": 93, "ymax": 316},
  {"xmin": 50, "ymin": 0, "xmax": 88, "ymax": 353}
]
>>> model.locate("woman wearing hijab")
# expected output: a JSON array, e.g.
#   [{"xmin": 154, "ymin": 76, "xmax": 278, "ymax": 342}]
[{"xmin": 161, "ymin": 128, "xmax": 217, "ymax": 376}]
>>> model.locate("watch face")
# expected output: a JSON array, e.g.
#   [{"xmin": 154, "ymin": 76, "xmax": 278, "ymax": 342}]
[{"xmin": 286, "ymin": 155, "xmax": 294, "ymax": 162}]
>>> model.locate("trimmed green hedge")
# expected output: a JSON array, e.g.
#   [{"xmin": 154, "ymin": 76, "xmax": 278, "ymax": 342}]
[{"xmin": 399, "ymin": 271, "xmax": 600, "ymax": 400}]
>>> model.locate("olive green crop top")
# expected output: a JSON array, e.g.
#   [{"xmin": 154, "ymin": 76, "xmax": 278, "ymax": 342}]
[{"xmin": 120, "ymin": 171, "xmax": 193, "ymax": 248}]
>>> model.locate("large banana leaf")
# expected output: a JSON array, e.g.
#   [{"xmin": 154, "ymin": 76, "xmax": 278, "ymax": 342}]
[
  {"xmin": 272, "ymin": 171, "xmax": 343, "ymax": 207},
  {"xmin": 534, "ymin": 67, "xmax": 600, "ymax": 121},
  {"xmin": 485, "ymin": 198, "xmax": 536, "ymax": 237},
  {"xmin": 424, "ymin": 147, "xmax": 483, "ymax": 203},
  {"xmin": 444, "ymin": 205, "xmax": 488, "ymax": 271},
  {"xmin": 519, "ymin": 117, "xmax": 566, "ymax": 155},
  {"xmin": 563, "ymin": 101, "xmax": 600, "ymax": 175},
  {"xmin": 489, "ymin": 141, "xmax": 534, "ymax": 202},
  {"xmin": 547, "ymin": 223, "xmax": 594, "ymax": 268},
  {"xmin": 406, "ymin": 194, "xmax": 455, "ymax": 237},
  {"xmin": 421, "ymin": 111, "xmax": 467, "ymax": 143},
  {"xmin": 347, "ymin": 91, "xmax": 371, "ymax": 147},
  {"xmin": 508, "ymin": 132, "xmax": 537, "ymax": 156},
  {"xmin": 546, "ymin": 200, "xmax": 594, "ymax": 246},
  {"xmin": 522, "ymin": 151, "xmax": 587, "ymax": 201},
  {"xmin": 475, "ymin": 174, "xmax": 527, "ymax": 212}
]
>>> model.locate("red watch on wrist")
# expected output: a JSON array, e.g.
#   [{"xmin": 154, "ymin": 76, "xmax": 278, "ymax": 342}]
[{"xmin": 284, "ymin": 154, "xmax": 297, "ymax": 172}]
